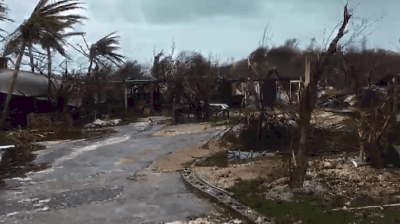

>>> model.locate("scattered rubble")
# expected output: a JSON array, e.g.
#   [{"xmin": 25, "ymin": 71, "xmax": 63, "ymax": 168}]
[
  {"xmin": 227, "ymin": 150, "xmax": 275, "ymax": 161},
  {"xmin": 195, "ymin": 158, "xmax": 287, "ymax": 189},
  {"xmin": 84, "ymin": 118, "xmax": 122, "ymax": 128},
  {"xmin": 197, "ymin": 153, "xmax": 400, "ymax": 208}
]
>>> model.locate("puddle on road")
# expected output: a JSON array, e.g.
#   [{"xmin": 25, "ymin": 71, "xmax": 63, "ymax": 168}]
[
  {"xmin": 0, "ymin": 187, "xmax": 124, "ymax": 217},
  {"xmin": 47, "ymin": 187, "xmax": 123, "ymax": 209},
  {"xmin": 53, "ymin": 135, "xmax": 130, "ymax": 166}
]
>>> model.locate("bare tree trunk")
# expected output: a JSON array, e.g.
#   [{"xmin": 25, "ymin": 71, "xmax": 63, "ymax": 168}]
[
  {"xmin": 29, "ymin": 45, "xmax": 35, "ymax": 73},
  {"xmin": 87, "ymin": 59, "xmax": 93, "ymax": 77},
  {"xmin": 0, "ymin": 42, "xmax": 26, "ymax": 129},
  {"xmin": 291, "ymin": 5, "xmax": 351, "ymax": 188},
  {"xmin": 63, "ymin": 96, "xmax": 72, "ymax": 125},
  {"xmin": 47, "ymin": 47, "xmax": 52, "ymax": 102}
]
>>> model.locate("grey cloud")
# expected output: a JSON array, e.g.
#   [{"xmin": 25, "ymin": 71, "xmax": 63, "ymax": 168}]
[{"xmin": 139, "ymin": 0, "xmax": 263, "ymax": 24}]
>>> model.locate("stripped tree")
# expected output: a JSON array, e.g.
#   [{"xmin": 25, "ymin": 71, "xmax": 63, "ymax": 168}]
[{"xmin": 291, "ymin": 4, "xmax": 352, "ymax": 188}]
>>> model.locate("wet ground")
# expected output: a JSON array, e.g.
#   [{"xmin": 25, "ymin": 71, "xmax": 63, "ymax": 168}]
[{"xmin": 0, "ymin": 121, "xmax": 223, "ymax": 224}]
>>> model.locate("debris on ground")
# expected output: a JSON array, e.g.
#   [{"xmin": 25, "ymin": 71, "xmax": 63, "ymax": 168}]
[
  {"xmin": 227, "ymin": 150, "xmax": 275, "ymax": 161},
  {"xmin": 195, "ymin": 157, "xmax": 287, "ymax": 189},
  {"xmin": 5, "ymin": 129, "xmax": 53, "ymax": 142},
  {"xmin": 310, "ymin": 108, "xmax": 348, "ymax": 129},
  {"xmin": 84, "ymin": 118, "xmax": 122, "ymax": 128},
  {"xmin": 308, "ymin": 155, "xmax": 400, "ymax": 206},
  {"xmin": 197, "ymin": 153, "xmax": 400, "ymax": 206}
]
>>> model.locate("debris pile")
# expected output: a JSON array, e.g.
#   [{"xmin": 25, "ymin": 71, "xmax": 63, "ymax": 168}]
[
  {"xmin": 227, "ymin": 150, "xmax": 275, "ymax": 161},
  {"xmin": 5, "ymin": 129, "xmax": 52, "ymax": 142},
  {"xmin": 84, "ymin": 118, "xmax": 122, "ymax": 128},
  {"xmin": 317, "ymin": 86, "xmax": 389, "ymax": 109}
]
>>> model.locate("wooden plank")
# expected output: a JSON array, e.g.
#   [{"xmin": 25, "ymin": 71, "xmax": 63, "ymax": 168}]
[{"xmin": 0, "ymin": 145, "xmax": 15, "ymax": 150}]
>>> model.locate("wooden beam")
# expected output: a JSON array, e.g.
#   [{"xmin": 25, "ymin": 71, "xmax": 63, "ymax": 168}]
[{"xmin": 304, "ymin": 58, "xmax": 311, "ymax": 87}]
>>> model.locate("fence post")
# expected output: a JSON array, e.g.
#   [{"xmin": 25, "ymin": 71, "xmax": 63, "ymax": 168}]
[{"xmin": 394, "ymin": 75, "xmax": 398, "ymax": 115}]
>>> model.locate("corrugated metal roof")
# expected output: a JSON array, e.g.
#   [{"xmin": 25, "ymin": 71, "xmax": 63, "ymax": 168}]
[
  {"xmin": 0, "ymin": 69, "xmax": 83, "ymax": 107},
  {"xmin": 0, "ymin": 68, "xmax": 57, "ymax": 97}
]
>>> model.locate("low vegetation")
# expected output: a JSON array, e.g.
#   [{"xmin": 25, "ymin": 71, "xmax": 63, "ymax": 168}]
[{"xmin": 0, "ymin": 132, "xmax": 48, "ymax": 188}]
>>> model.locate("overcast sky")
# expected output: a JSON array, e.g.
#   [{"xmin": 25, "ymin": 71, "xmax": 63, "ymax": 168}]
[{"xmin": 1, "ymin": 0, "xmax": 400, "ymax": 72}]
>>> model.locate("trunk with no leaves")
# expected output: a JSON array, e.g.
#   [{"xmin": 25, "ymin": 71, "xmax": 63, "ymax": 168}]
[
  {"xmin": 63, "ymin": 94, "xmax": 72, "ymax": 125},
  {"xmin": 47, "ymin": 47, "xmax": 52, "ymax": 101},
  {"xmin": 291, "ymin": 5, "xmax": 352, "ymax": 188},
  {"xmin": 87, "ymin": 59, "xmax": 93, "ymax": 77},
  {"xmin": 0, "ymin": 42, "xmax": 27, "ymax": 129},
  {"xmin": 29, "ymin": 45, "xmax": 34, "ymax": 72}
]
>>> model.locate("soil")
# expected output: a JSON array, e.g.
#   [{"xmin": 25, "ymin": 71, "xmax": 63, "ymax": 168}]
[{"xmin": 150, "ymin": 141, "xmax": 226, "ymax": 172}]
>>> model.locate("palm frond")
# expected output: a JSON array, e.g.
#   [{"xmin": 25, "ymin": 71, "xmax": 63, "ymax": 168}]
[
  {"xmin": 2, "ymin": 0, "xmax": 86, "ymax": 58},
  {"xmin": 87, "ymin": 31, "xmax": 126, "ymax": 66},
  {"xmin": 0, "ymin": 1, "xmax": 13, "ymax": 22}
]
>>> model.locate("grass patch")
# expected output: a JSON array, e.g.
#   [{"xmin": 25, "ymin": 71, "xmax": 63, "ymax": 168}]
[
  {"xmin": 229, "ymin": 179, "xmax": 357, "ymax": 224},
  {"xmin": 163, "ymin": 118, "xmax": 175, "ymax": 126},
  {"xmin": 197, "ymin": 150, "xmax": 285, "ymax": 168},
  {"xmin": 209, "ymin": 116, "xmax": 239, "ymax": 127},
  {"xmin": 229, "ymin": 178, "xmax": 400, "ymax": 224},
  {"xmin": 197, "ymin": 151, "xmax": 228, "ymax": 167}
]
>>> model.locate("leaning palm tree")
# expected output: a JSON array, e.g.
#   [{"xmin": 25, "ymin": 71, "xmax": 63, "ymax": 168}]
[
  {"xmin": 0, "ymin": 0, "xmax": 86, "ymax": 129},
  {"xmin": 39, "ymin": 28, "xmax": 85, "ymax": 101},
  {"xmin": 86, "ymin": 32, "xmax": 125, "ymax": 76},
  {"xmin": 0, "ymin": 1, "xmax": 14, "ymax": 37}
]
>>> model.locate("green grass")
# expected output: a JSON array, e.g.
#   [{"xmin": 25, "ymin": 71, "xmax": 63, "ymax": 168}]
[
  {"xmin": 229, "ymin": 179, "xmax": 355, "ymax": 224},
  {"xmin": 228, "ymin": 178, "xmax": 400, "ymax": 224},
  {"xmin": 197, "ymin": 151, "xmax": 228, "ymax": 167}
]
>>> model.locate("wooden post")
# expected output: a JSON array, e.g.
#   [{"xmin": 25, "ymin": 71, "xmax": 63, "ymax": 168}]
[
  {"xmin": 393, "ymin": 76, "xmax": 398, "ymax": 115},
  {"xmin": 304, "ymin": 59, "xmax": 311, "ymax": 88},
  {"xmin": 124, "ymin": 83, "xmax": 127, "ymax": 110}
]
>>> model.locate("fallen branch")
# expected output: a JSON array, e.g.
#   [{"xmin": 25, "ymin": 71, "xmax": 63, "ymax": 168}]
[{"xmin": 330, "ymin": 203, "xmax": 400, "ymax": 212}]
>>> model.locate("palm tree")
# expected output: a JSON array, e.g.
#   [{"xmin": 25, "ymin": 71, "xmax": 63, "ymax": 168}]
[
  {"xmin": 87, "ymin": 32, "xmax": 125, "ymax": 76},
  {"xmin": 39, "ymin": 29, "xmax": 85, "ymax": 101},
  {"xmin": 0, "ymin": 0, "xmax": 86, "ymax": 129},
  {"xmin": 0, "ymin": 1, "xmax": 13, "ymax": 35}
]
